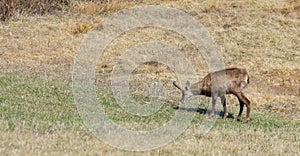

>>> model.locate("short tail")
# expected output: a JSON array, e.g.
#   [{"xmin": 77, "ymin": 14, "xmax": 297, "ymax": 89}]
[{"xmin": 247, "ymin": 75, "xmax": 250, "ymax": 84}]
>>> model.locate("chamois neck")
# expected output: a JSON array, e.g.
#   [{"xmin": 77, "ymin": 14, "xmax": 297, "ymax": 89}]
[{"xmin": 189, "ymin": 81, "xmax": 202, "ymax": 95}]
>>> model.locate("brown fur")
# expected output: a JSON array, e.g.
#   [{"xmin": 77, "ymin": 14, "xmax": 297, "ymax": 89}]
[{"xmin": 173, "ymin": 68, "xmax": 251, "ymax": 122}]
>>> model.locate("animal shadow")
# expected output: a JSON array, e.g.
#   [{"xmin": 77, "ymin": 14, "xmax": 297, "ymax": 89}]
[{"xmin": 173, "ymin": 106, "xmax": 234, "ymax": 119}]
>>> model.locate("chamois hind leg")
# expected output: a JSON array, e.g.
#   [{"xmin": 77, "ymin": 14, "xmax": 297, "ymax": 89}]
[
  {"xmin": 210, "ymin": 94, "xmax": 218, "ymax": 117},
  {"xmin": 220, "ymin": 95, "xmax": 228, "ymax": 120}
]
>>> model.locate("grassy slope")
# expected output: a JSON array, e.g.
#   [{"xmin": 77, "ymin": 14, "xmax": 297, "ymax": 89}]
[
  {"xmin": 0, "ymin": 72, "xmax": 299, "ymax": 155},
  {"xmin": 0, "ymin": 0, "xmax": 299, "ymax": 155}
]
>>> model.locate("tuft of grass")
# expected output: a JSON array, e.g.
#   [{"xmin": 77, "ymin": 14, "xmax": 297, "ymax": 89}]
[{"xmin": 72, "ymin": 20, "xmax": 95, "ymax": 34}]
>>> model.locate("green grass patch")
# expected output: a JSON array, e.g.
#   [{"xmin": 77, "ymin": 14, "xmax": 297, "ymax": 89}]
[
  {"xmin": 0, "ymin": 72, "xmax": 83, "ymax": 133},
  {"xmin": 95, "ymin": 86, "xmax": 176, "ymax": 130},
  {"xmin": 0, "ymin": 72, "xmax": 299, "ymax": 155},
  {"xmin": 1, "ymin": 72, "xmax": 299, "ymax": 133}
]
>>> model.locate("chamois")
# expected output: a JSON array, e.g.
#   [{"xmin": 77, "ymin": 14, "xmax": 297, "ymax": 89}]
[{"xmin": 173, "ymin": 68, "xmax": 251, "ymax": 122}]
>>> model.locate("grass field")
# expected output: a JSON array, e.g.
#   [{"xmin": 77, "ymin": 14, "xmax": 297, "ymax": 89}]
[{"xmin": 0, "ymin": 0, "xmax": 299, "ymax": 155}]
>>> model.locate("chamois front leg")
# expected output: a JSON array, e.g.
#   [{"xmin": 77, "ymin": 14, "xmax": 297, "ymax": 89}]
[
  {"xmin": 220, "ymin": 95, "xmax": 228, "ymax": 120},
  {"xmin": 237, "ymin": 98, "xmax": 244, "ymax": 122},
  {"xmin": 242, "ymin": 93, "xmax": 251, "ymax": 122},
  {"xmin": 235, "ymin": 92, "xmax": 251, "ymax": 122}
]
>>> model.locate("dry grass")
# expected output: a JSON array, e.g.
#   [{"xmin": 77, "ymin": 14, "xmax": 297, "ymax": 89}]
[
  {"xmin": 72, "ymin": 19, "xmax": 96, "ymax": 34},
  {"xmin": 1, "ymin": 125, "xmax": 298, "ymax": 155},
  {"xmin": 73, "ymin": 0, "xmax": 132, "ymax": 15},
  {"xmin": 0, "ymin": 0, "xmax": 299, "ymax": 155},
  {"xmin": 0, "ymin": 0, "xmax": 70, "ymax": 21}
]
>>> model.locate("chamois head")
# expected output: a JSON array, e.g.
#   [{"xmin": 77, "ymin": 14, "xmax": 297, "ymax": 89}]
[{"xmin": 173, "ymin": 81, "xmax": 194, "ymax": 103}]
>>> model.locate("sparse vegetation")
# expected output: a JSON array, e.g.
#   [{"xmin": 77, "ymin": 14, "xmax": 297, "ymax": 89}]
[
  {"xmin": 0, "ymin": 0, "xmax": 299, "ymax": 155},
  {"xmin": 0, "ymin": 0, "xmax": 70, "ymax": 21}
]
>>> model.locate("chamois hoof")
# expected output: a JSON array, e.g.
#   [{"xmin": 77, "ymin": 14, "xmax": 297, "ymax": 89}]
[
  {"xmin": 208, "ymin": 112, "xmax": 215, "ymax": 117},
  {"xmin": 173, "ymin": 106, "xmax": 179, "ymax": 109},
  {"xmin": 223, "ymin": 113, "xmax": 229, "ymax": 120},
  {"xmin": 243, "ymin": 118, "xmax": 251, "ymax": 123}
]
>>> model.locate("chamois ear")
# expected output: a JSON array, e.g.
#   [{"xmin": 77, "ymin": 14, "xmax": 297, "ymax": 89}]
[
  {"xmin": 185, "ymin": 81, "xmax": 190, "ymax": 90},
  {"xmin": 173, "ymin": 81, "xmax": 183, "ymax": 91}
]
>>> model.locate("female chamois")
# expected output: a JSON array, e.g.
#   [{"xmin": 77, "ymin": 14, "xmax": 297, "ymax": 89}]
[{"xmin": 173, "ymin": 68, "xmax": 251, "ymax": 122}]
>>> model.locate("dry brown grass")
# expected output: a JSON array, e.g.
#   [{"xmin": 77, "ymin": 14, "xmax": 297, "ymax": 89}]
[
  {"xmin": 0, "ymin": 0, "xmax": 70, "ymax": 21},
  {"xmin": 72, "ymin": 20, "xmax": 96, "ymax": 34},
  {"xmin": 73, "ymin": 0, "xmax": 179, "ymax": 16},
  {"xmin": 1, "ymin": 126, "xmax": 298, "ymax": 155},
  {"xmin": 73, "ymin": 0, "xmax": 132, "ymax": 15}
]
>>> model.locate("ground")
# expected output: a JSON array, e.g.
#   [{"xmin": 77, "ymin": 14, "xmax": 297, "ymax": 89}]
[{"xmin": 0, "ymin": 0, "xmax": 299, "ymax": 155}]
